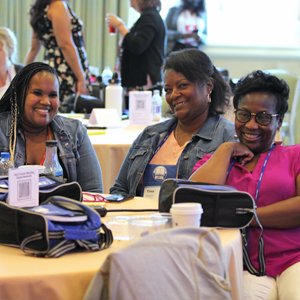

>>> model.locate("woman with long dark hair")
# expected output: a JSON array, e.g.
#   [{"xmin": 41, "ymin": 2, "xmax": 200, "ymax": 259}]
[{"xmin": 25, "ymin": 0, "xmax": 91, "ymax": 112}]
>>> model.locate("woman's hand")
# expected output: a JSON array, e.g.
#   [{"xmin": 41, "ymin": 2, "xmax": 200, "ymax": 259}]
[
  {"xmin": 105, "ymin": 13, "xmax": 124, "ymax": 29},
  {"xmin": 189, "ymin": 142, "xmax": 254, "ymax": 185},
  {"xmin": 228, "ymin": 142, "xmax": 254, "ymax": 165},
  {"xmin": 76, "ymin": 79, "xmax": 87, "ymax": 95}
]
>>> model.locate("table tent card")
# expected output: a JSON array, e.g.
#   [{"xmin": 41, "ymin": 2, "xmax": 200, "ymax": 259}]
[
  {"xmin": 88, "ymin": 108, "xmax": 122, "ymax": 128},
  {"xmin": 129, "ymin": 91, "xmax": 152, "ymax": 125}
]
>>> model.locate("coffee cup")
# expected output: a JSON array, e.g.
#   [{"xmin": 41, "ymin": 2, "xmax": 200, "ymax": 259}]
[{"xmin": 170, "ymin": 203, "xmax": 203, "ymax": 227}]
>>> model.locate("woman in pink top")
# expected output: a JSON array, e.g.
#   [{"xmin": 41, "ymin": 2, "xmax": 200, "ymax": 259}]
[{"xmin": 190, "ymin": 70, "xmax": 300, "ymax": 300}]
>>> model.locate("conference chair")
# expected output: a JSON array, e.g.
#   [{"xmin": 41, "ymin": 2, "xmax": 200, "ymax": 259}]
[
  {"xmin": 84, "ymin": 227, "xmax": 232, "ymax": 300},
  {"xmin": 264, "ymin": 69, "xmax": 300, "ymax": 145}
]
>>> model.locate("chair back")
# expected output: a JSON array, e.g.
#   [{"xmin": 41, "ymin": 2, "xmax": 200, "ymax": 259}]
[
  {"xmin": 84, "ymin": 227, "xmax": 232, "ymax": 300},
  {"xmin": 264, "ymin": 69, "xmax": 300, "ymax": 145}
]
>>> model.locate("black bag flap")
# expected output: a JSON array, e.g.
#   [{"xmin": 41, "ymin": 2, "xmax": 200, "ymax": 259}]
[
  {"xmin": 39, "ymin": 181, "xmax": 83, "ymax": 204},
  {"xmin": 173, "ymin": 186, "xmax": 255, "ymax": 228},
  {"xmin": 159, "ymin": 179, "xmax": 220, "ymax": 213},
  {"xmin": 0, "ymin": 202, "xmax": 49, "ymax": 251}
]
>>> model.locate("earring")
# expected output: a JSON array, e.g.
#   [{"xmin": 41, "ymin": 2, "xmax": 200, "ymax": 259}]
[
  {"xmin": 207, "ymin": 93, "xmax": 211, "ymax": 103},
  {"xmin": 234, "ymin": 134, "xmax": 238, "ymax": 140}
]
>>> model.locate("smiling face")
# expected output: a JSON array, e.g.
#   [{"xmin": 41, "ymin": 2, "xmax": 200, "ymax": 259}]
[
  {"xmin": 163, "ymin": 69, "xmax": 213, "ymax": 124},
  {"xmin": 22, "ymin": 71, "xmax": 59, "ymax": 132},
  {"xmin": 235, "ymin": 92, "xmax": 283, "ymax": 154}
]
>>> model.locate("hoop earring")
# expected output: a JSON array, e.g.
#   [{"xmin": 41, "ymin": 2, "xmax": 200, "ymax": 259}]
[{"xmin": 207, "ymin": 93, "xmax": 211, "ymax": 103}]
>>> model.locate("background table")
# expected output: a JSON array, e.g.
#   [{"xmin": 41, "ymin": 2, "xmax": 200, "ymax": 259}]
[
  {"xmin": 0, "ymin": 197, "xmax": 243, "ymax": 300},
  {"xmin": 88, "ymin": 120, "xmax": 146, "ymax": 193}
]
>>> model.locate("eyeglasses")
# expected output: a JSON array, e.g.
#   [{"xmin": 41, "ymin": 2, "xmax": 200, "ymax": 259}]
[
  {"xmin": 234, "ymin": 109, "xmax": 278, "ymax": 126},
  {"xmin": 82, "ymin": 192, "xmax": 109, "ymax": 203}
]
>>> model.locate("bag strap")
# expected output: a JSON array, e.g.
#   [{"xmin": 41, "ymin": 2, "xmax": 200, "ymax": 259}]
[
  {"xmin": 227, "ymin": 145, "xmax": 275, "ymax": 276},
  {"xmin": 21, "ymin": 225, "xmax": 113, "ymax": 258},
  {"xmin": 241, "ymin": 215, "xmax": 266, "ymax": 276},
  {"xmin": 98, "ymin": 223, "xmax": 113, "ymax": 249}
]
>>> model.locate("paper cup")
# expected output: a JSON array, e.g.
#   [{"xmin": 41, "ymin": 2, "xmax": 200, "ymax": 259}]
[{"xmin": 170, "ymin": 203, "xmax": 203, "ymax": 227}]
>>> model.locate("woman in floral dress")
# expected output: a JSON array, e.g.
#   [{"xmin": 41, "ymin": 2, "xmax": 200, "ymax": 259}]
[{"xmin": 25, "ymin": 0, "xmax": 91, "ymax": 112}]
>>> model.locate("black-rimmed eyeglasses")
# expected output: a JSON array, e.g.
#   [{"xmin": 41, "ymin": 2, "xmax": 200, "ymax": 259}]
[{"xmin": 234, "ymin": 109, "xmax": 278, "ymax": 126}]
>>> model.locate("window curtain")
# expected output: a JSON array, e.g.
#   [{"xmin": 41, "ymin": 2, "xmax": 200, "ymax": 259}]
[{"xmin": 0, "ymin": 0, "xmax": 129, "ymax": 76}]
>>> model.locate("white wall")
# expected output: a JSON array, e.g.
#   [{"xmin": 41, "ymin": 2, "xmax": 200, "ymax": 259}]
[{"xmin": 204, "ymin": 45, "xmax": 300, "ymax": 80}]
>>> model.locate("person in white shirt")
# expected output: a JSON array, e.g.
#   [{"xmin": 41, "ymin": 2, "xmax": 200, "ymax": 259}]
[{"xmin": 165, "ymin": 0, "xmax": 207, "ymax": 55}]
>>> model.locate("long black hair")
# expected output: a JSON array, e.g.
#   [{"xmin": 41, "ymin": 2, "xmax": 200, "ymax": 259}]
[{"xmin": 29, "ymin": 0, "xmax": 68, "ymax": 38}]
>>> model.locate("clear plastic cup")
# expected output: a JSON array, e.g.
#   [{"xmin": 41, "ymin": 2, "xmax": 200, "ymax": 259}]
[
  {"xmin": 108, "ymin": 26, "xmax": 116, "ymax": 35},
  {"xmin": 128, "ymin": 214, "xmax": 172, "ymax": 240}
]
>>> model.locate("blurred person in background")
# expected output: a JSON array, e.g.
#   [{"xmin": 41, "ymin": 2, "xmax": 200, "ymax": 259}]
[
  {"xmin": 25, "ymin": 0, "xmax": 91, "ymax": 112},
  {"xmin": 165, "ymin": 0, "xmax": 207, "ymax": 55},
  {"xmin": 0, "ymin": 27, "xmax": 23, "ymax": 99},
  {"xmin": 106, "ymin": 0, "xmax": 166, "ymax": 109}
]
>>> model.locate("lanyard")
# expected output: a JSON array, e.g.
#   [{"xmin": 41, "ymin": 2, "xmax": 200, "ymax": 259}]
[
  {"xmin": 227, "ymin": 144, "xmax": 275, "ymax": 276},
  {"xmin": 152, "ymin": 123, "xmax": 176, "ymax": 158}
]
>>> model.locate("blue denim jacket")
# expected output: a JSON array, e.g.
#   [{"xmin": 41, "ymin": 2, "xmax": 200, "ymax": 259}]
[
  {"xmin": 110, "ymin": 116, "xmax": 236, "ymax": 196},
  {"xmin": 0, "ymin": 113, "xmax": 103, "ymax": 193}
]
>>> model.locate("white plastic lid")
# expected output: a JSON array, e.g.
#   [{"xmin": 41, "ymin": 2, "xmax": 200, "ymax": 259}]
[{"xmin": 170, "ymin": 203, "xmax": 203, "ymax": 215}]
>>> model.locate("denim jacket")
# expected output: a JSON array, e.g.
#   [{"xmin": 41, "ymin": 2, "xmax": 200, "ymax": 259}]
[
  {"xmin": 0, "ymin": 113, "xmax": 103, "ymax": 193},
  {"xmin": 110, "ymin": 116, "xmax": 236, "ymax": 196}
]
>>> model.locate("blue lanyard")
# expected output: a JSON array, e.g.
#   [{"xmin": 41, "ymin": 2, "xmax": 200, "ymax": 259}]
[
  {"xmin": 152, "ymin": 124, "xmax": 176, "ymax": 158},
  {"xmin": 227, "ymin": 144, "xmax": 275, "ymax": 276},
  {"xmin": 150, "ymin": 122, "xmax": 202, "ymax": 171}
]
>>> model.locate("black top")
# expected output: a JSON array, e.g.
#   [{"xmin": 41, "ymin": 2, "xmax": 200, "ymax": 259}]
[{"xmin": 121, "ymin": 7, "xmax": 166, "ymax": 88}]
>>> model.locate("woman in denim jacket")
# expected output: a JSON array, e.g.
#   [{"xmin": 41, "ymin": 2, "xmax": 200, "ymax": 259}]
[
  {"xmin": 0, "ymin": 62, "xmax": 103, "ymax": 193},
  {"xmin": 110, "ymin": 49, "xmax": 236, "ymax": 198}
]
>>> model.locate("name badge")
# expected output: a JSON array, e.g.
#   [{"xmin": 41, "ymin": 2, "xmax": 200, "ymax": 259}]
[{"xmin": 143, "ymin": 186, "xmax": 161, "ymax": 200}]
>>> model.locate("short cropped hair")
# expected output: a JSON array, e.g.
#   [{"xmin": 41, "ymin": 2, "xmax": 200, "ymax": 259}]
[{"xmin": 233, "ymin": 70, "xmax": 289, "ymax": 117}]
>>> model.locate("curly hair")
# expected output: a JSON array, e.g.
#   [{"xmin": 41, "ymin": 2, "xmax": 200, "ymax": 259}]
[
  {"xmin": 233, "ymin": 70, "xmax": 289, "ymax": 117},
  {"xmin": 0, "ymin": 62, "xmax": 59, "ymax": 163},
  {"xmin": 162, "ymin": 48, "xmax": 231, "ymax": 117},
  {"xmin": 137, "ymin": 0, "xmax": 162, "ymax": 12}
]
